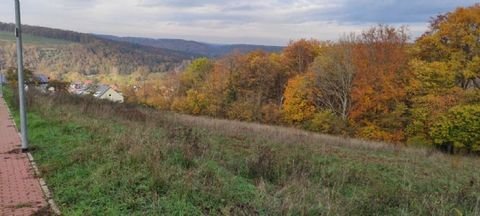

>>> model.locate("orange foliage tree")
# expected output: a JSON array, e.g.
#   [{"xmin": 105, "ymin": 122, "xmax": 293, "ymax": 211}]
[
  {"xmin": 224, "ymin": 51, "xmax": 287, "ymax": 122},
  {"xmin": 350, "ymin": 25, "xmax": 411, "ymax": 142},
  {"xmin": 283, "ymin": 39, "xmax": 322, "ymax": 75}
]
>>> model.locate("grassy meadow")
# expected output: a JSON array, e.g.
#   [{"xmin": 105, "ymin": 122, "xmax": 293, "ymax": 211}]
[{"xmin": 3, "ymin": 88, "xmax": 480, "ymax": 215}]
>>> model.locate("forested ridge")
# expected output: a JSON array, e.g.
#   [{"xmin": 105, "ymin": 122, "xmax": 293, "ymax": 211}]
[
  {"xmin": 127, "ymin": 4, "xmax": 480, "ymax": 154},
  {"xmin": 98, "ymin": 35, "xmax": 284, "ymax": 57},
  {"xmin": 0, "ymin": 21, "xmax": 197, "ymax": 77},
  {"xmin": 0, "ymin": 21, "xmax": 282, "ymax": 79}
]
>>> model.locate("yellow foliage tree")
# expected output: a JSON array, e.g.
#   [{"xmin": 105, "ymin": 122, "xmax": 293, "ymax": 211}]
[
  {"xmin": 407, "ymin": 4, "xmax": 480, "ymax": 146},
  {"xmin": 414, "ymin": 4, "xmax": 480, "ymax": 89},
  {"xmin": 282, "ymin": 72, "xmax": 317, "ymax": 124}
]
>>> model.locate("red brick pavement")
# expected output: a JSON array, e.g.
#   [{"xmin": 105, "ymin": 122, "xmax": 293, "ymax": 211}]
[{"xmin": 0, "ymin": 97, "xmax": 48, "ymax": 215}]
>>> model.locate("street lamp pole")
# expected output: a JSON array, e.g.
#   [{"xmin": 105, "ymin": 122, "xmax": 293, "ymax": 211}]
[
  {"xmin": 0, "ymin": 70, "xmax": 3, "ymax": 97},
  {"xmin": 14, "ymin": 0, "xmax": 28, "ymax": 152}
]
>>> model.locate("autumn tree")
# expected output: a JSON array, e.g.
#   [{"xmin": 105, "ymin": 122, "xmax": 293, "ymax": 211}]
[
  {"xmin": 225, "ymin": 51, "xmax": 287, "ymax": 122},
  {"xmin": 430, "ymin": 105, "xmax": 480, "ymax": 153},
  {"xmin": 172, "ymin": 58, "xmax": 214, "ymax": 114},
  {"xmin": 193, "ymin": 59, "xmax": 233, "ymax": 117},
  {"xmin": 282, "ymin": 72, "xmax": 317, "ymax": 124},
  {"xmin": 179, "ymin": 57, "xmax": 214, "ymax": 93},
  {"xmin": 144, "ymin": 74, "xmax": 178, "ymax": 110},
  {"xmin": 414, "ymin": 4, "xmax": 480, "ymax": 89},
  {"xmin": 350, "ymin": 25, "xmax": 411, "ymax": 142},
  {"xmin": 214, "ymin": 52, "xmax": 244, "ymax": 107},
  {"xmin": 283, "ymin": 39, "xmax": 322, "ymax": 75},
  {"xmin": 407, "ymin": 4, "xmax": 480, "ymax": 146},
  {"xmin": 406, "ymin": 60, "xmax": 464, "ymax": 145},
  {"xmin": 121, "ymin": 85, "xmax": 138, "ymax": 104},
  {"xmin": 311, "ymin": 37, "xmax": 356, "ymax": 120}
]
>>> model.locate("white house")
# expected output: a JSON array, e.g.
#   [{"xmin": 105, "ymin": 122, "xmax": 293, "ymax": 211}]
[{"xmin": 93, "ymin": 85, "xmax": 124, "ymax": 103}]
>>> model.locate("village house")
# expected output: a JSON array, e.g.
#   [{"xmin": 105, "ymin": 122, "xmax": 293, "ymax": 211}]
[
  {"xmin": 33, "ymin": 74, "xmax": 50, "ymax": 92},
  {"xmin": 93, "ymin": 84, "xmax": 124, "ymax": 103},
  {"xmin": 70, "ymin": 81, "xmax": 124, "ymax": 103}
]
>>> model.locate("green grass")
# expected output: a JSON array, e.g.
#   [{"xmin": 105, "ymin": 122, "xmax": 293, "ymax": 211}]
[
  {"xmin": 3, "ymin": 88, "xmax": 480, "ymax": 215},
  {"xmin": 0, "ymin": 30, "xmax": 71, "ymax": 45}
]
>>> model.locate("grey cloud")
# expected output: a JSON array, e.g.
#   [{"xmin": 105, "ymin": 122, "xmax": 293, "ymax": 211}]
[
  {"xmin": 1, "ymin": 0, "xmax": 477, "ymax": 45},
  {"xmin": 299, "ymin": 0, "xmax": 479, "ymax": 24},
  {"xmin": 50, "ymin": 0, "xmax": 99, "ymax": 9},
  {"xmin": 137, "ymin": 0, "xmax": 479, "ymax": 28},
  {"xmin": 139, "ymin": 0, "xmax": 226, "ymax": 8}
]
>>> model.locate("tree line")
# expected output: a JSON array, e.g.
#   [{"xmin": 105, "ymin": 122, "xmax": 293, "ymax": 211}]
[{"xmin": 126, "ymin": 4, "xmax": 480, "ymax": 153}]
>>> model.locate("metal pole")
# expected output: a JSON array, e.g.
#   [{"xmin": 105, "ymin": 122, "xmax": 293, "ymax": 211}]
[
  {"xmin": 143, "ymin": 76, "xmax": 146, "ymax": 104},
  {"xmin": 0, "ymin": 70, "xmax": 3, "ymax": 97},
  {"xmin": 15, "ymin": 0, "xmax": 28, "ymax": 152}
]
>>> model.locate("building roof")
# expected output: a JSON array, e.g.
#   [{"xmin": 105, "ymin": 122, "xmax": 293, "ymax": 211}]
[
  {"xmin": 34, "ymin": 74, "xmax": 49, "ymax": 83},
  {"xmin": 93, "ymin": 85, "xmax": 111, "ymax": 98}
]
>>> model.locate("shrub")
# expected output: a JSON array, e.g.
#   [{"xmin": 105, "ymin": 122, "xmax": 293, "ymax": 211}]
[
  {"xmin": 260, "ymin": 103, "xmax": 282, "ymax": 124},
  {"xmin": 307, "ymin": 110, "xmax": 346, "ymax": 135},
  {"xmin": 226, "ymin": 101, "xmax": 256, "ymax": 122},
  {"xmin": 247, "ymin": 146, "xmax": 278, "ymax": 182},
  {"xmin": 357, "ymin": 124, "xmax": 400, "ymax": 143},
  {"xmin": 170, "ymin": 90, "xmax": 208, "ymax": 115},
  {"xmin": 430, "ymin": 105, "xmax": 480, "ymax": 153}
]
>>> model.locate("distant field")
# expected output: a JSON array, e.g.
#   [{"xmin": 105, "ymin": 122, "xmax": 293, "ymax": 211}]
[
  {"xmin": 4, "ymin": 89, "xmax": 480, "ymax": 215},
  {"xmin": 0, "ymin": 30, "xmax": 71, "ymax": 45}
]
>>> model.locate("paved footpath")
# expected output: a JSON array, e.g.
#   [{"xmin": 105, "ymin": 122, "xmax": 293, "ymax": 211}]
[{"xmin": 0, "ymin": 97, "xmax": 48, "ymax": 215}]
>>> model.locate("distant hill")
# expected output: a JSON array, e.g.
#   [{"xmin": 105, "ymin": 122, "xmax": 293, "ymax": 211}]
[
  {"xmin": 0, "ymin": 22, "xmax": 197, "ymax": 78},
  {"xmin": 97, "ymin": 35, "xmax": 284, "ymax": 57},
  {"xmin": 0, "ymin": 22, "xmax": 283, "ymax": 81}
]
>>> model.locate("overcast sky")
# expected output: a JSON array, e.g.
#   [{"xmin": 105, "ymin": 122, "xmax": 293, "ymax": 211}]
[{"xmin": 0, "ymin": 0, "xmax": 477, "ymax": 45}]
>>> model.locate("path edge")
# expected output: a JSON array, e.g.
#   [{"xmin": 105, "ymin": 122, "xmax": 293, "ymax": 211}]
[{"xmin": 1, "ymin": 97, "xmax": 62, "ymax": 215}]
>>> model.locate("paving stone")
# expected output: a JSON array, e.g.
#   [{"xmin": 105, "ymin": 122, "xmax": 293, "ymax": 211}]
[{"xmin": 0, "ymin": 97, "xmax": 48, "ymax": 215}]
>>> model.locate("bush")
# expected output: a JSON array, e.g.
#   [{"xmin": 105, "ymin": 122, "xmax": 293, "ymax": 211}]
[
  {"xmin": 260, "ymin": 103, "xmax": 282, "ymax": 124},
  {"xmin": 357, "ymin": 124, "xmax": 401, "ymax": 143},
  {"xmin": 307, "ymin": 110, "xmax": 346, "ymax": 135},
  {"xmin": 226, "ymin": 101, "xmax": 256, "ymax": 122},
  {"xmin": 170, "ymin": 90, "xmax": 208, "ymax": 115},
  {"xmin": 430, "ymin": 105, "xmax": 480, "ymax": 153}
]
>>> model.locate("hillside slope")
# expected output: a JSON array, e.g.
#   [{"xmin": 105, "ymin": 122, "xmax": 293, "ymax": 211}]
[
  {"xmin": 98, "ymin": 35, "xmax": 284, "ymax": 57},
  {"xmin": 0, "ymin": 22, "xmax": 197, "ymax": 78},
  {"xmin": 5, "ymin": 89, "xmax": 480, "ymax": 215}
]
